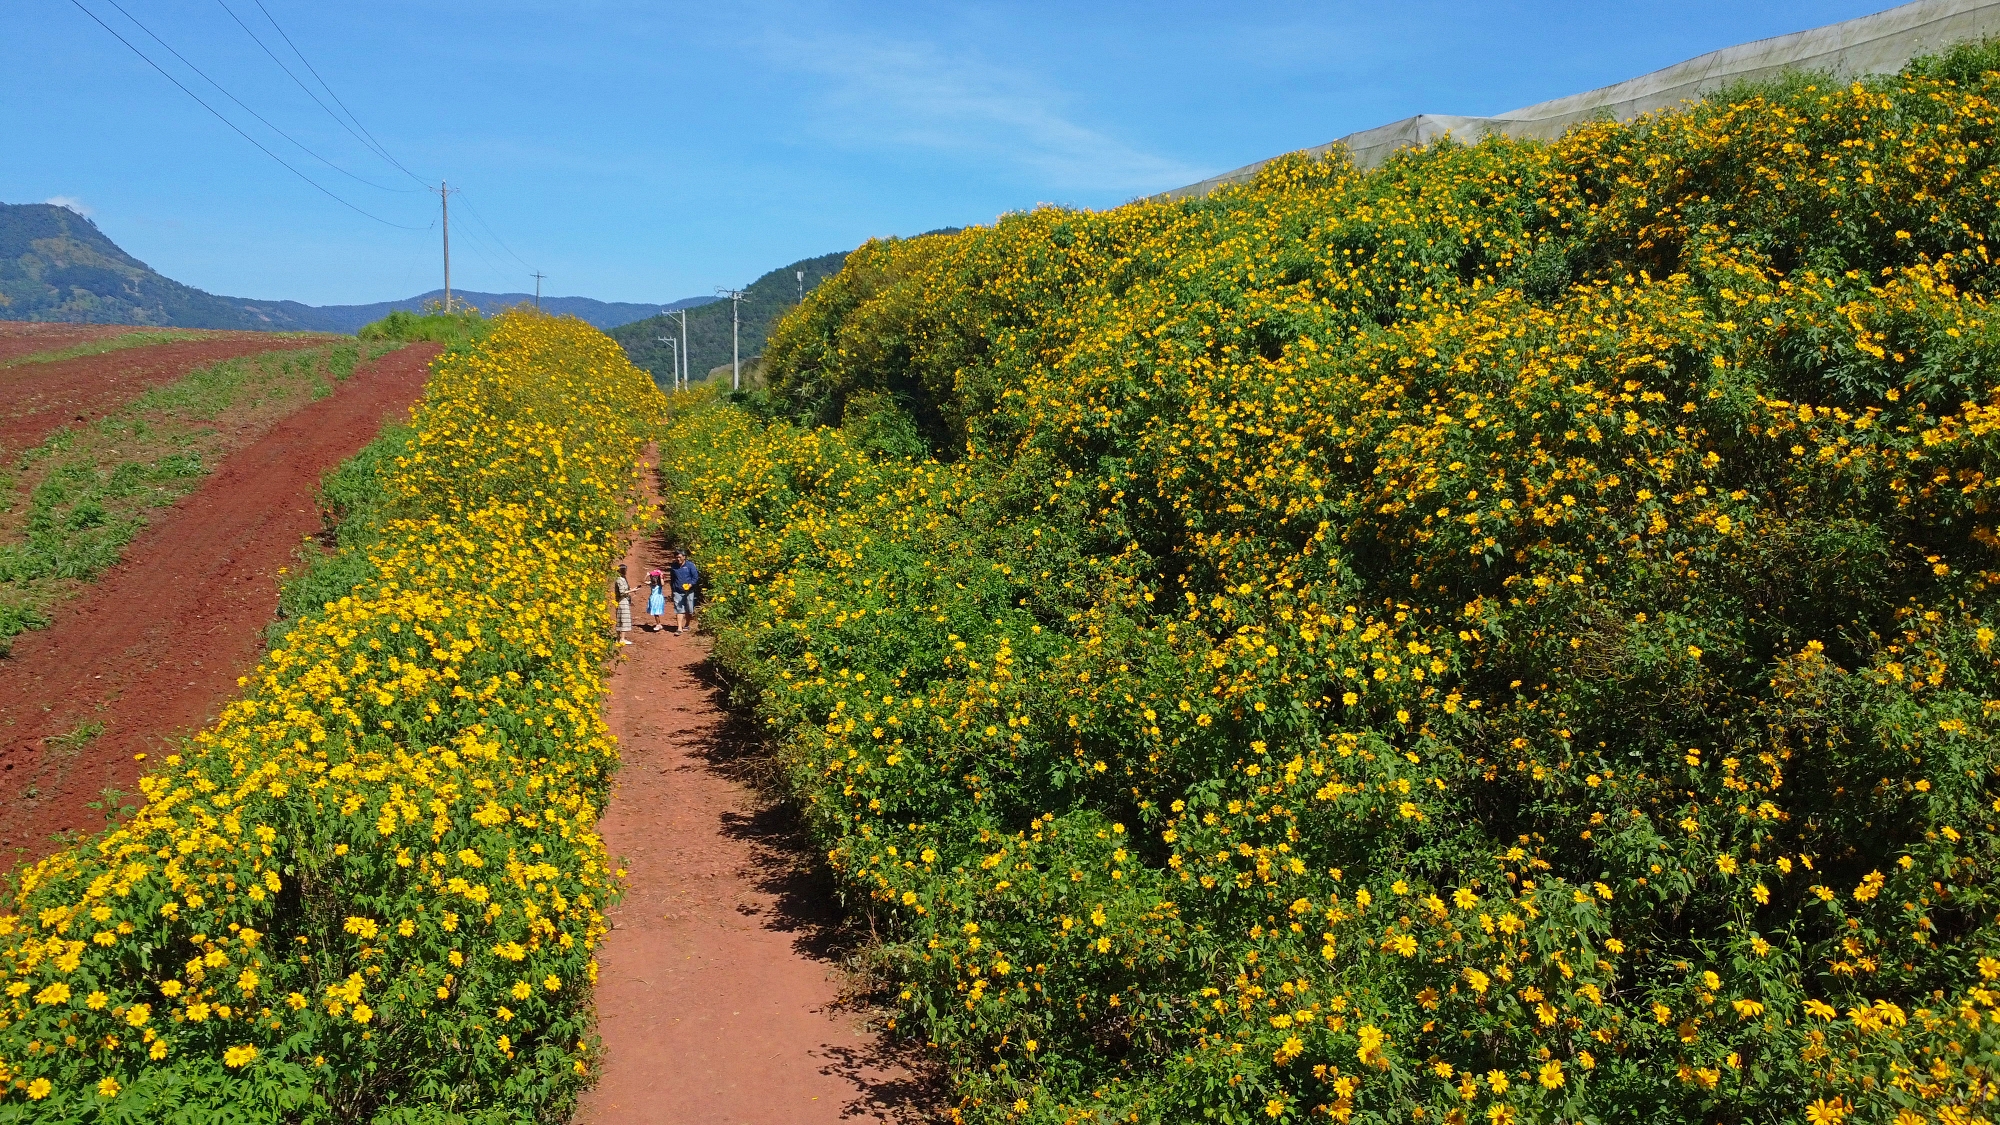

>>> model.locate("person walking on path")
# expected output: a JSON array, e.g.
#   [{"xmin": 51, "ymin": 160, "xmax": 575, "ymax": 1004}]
[
  {"xmin": 614, "ymin": 563, "xmax": 634, "ymax": 646},
  {"xmin": 645, "ymin": 569, "xmax": 668, "ymax": 631},
  {"xmin": 670, "ymin": 549, "xmax": 700, "ymax": 636}
]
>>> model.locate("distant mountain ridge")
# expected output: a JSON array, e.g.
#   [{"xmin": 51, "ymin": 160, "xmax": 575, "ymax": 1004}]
[
  {"xmin": 272, "ymin": 290, "xmax": 714, "ymax": 333},
  {"xmin": 610, "ymin": 251, "xmax": 850, "ymax": 386},
  {"xmin": 0, "ymin": 202, "xmax": 694, "ymax": 331}
]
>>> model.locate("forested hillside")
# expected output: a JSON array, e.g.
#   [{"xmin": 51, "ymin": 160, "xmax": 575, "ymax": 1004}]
[{"xmin": 610, "ymin": 250, "xmax": 847, "ymax": 386}]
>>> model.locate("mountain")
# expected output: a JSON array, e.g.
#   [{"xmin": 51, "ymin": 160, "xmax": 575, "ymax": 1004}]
[
  {"xmin": 268, "ymin": 291, "xmax": 714, "ymax": 333},
  {"xmin": 609, "ymin": 250, "xmax": 851, "ymax": 387},
  {"xmin": 0, "ymin": 202, "xmax": 689, "ymax": 332},
  {"xmin": 0, "ymin": 202, "xmax": 300, "ymax": 329}
]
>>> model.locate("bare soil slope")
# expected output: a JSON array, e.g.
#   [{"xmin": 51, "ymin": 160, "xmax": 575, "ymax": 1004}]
[{"xmin": 0, "ymin": 344, "xmax": 440, "ymax": 859}]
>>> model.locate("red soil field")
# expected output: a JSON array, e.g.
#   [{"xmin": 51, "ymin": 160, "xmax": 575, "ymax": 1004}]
[
  {"xmin": 0, "ymin": 343, "xmax": 441, "ymax": 860},
  {"xmin": 0, "ymin": 330, "xmax": 333, "ymax": 454},
  {"xmin": 0, "ymin": 323, "xmax": 142, "ymax": 364}
]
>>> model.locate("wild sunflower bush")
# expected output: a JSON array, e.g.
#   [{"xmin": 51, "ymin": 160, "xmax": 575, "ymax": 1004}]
[
  {"xmin": 0, "ymin": 312, "xmax": 662, "ymax": 1122},
  {"xmin": 664, "ymin": 44, "xmax": 2000, "ymax": 1125}
]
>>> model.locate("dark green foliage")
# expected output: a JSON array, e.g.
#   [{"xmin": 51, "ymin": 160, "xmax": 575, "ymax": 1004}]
[
  {"xmin": 271, "ymin": 425, "xmax": 414, "ymax": 641},
  {"xmin": 609, "ymin": 251, "xmax": 849, "ymax": 387},
  {"xmin": 357, "ymin": 309, "xmax": 491, "ymax": 348}
]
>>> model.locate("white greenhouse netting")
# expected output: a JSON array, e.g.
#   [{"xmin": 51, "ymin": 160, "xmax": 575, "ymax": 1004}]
[{"xmin": 1160, "ymin": 0, "xmax": 2000, "ymax": 200}]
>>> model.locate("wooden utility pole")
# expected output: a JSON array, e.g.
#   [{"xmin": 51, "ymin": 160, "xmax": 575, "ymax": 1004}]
[
  {"xmin": 434, "ymin": 181, "xmax": 454, "ymax": 313},
  {"xmin": 532, "ymin": 271, "xmax": 546, "ymax": 310}
]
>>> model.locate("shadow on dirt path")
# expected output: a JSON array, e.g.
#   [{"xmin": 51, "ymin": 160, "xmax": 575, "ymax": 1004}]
[{"xmin": 574, "ymin": 451, "xmax": 941, "ymax": 1125}]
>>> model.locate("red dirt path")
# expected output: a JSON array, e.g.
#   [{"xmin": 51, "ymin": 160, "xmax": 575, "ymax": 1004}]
[
  {"xmin": 574, "ymin": 467, "xmax": 934, "ymax": 1125},
  {"xmin": 0, "ymin": 331, "xmax": 332, "ymax": 454},
  {"xmin": 0, "ymin": 323, "xmax": 142, "ymax": 364},
  {"xmin": 0, "ymin": 343, "xmax": 440, "ymax": 859}
]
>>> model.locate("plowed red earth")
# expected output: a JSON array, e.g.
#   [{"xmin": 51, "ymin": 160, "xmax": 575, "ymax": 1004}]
[
  {"xmin": 0, "ymin": 330, "xmax": 333, "ymax": 454},
  {"xmin": 0, "ymin": 323, "xmax": 141, "ymax": 364},
  {"xmin": 0, "ymin": 343, "xmax": 441, "ymax": 860}
]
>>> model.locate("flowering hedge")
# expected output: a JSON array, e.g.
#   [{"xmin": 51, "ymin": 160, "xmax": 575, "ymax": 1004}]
[
  {"xmin": 0, "ymin": 312, "xmax": 661, "ymax": 1122},
  {"xmin": 665, "ymin": 45, "xmax": 2000, "ymax": 1125}
]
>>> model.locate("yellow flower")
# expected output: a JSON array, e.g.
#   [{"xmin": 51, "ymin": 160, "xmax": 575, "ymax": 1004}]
[
  {"xmin": 223, "ymin": 1044, "xmax": 258, "ymax": 1068},
  {"xmin": 98, "ymin": 1076, "xmax": 120, "ymax": 1097},
  {"xmin": 27, "ymin": 1078, "xmax": 51, "ymax": 1100},
  {"xmin": 1538, "ymin": 1060, "xmax": 1565, "ymax": 1089}
]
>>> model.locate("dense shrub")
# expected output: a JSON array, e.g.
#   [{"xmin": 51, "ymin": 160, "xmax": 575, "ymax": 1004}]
[
  {"xmin": 357, "ymin": 309, "xmax": 490, "ymax": 348},
  {"xmin": 0, "ymin": 313, "xmax": 661, "ymax": 1122},
  {"xmin": 665, "ymin": 44, "xmax": 2000, "ymax": 1125}
]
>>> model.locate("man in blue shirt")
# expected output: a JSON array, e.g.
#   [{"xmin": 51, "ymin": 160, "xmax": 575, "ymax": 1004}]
[{"xmin": 669, "ymin": 549, "xmax": 700, "ymax": 636}]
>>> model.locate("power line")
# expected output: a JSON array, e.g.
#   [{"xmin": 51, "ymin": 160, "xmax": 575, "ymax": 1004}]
[
  {"xmin": 238, "ymin": 3, "xmax": 540, "ymax": 282},
  {"xmin": 251, "ymin": 0, "xmax": 427, "ymax": 187},
  {"xmin": 213, "ymin": 0, "xmax": 421, "ymax": 191},
  {"xmin": 66, "ymin": 0, "xmax": 426, "ymax": 230},
  {"xmin": 97, "ymin": 0, "xmax": 411, "ymax": 197},
  {"xmin": 454, "ymin": 189, "xmax": 537, "ymax": 273}
]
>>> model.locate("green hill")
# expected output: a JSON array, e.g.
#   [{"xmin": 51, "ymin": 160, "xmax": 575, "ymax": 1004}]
[
  {"xmin": 609, "ymin": 251, "xmax": 849, "ymax": 387},
  {"xmin": 0, "ymin": 202, "xmax": 682, "ymax": 332},
  {"xmin": 0, "ymin": 202, "xmax": 303, "ymax": 328}
]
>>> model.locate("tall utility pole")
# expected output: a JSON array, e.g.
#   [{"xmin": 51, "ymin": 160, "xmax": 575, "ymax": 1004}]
[
  {"xmin": 796, "ymin": 270, "xmax": 804, "ymax": 303},
  {"xmin": 677, "ymin": 308, "xmax": 689, "ymax": 389},
  {"xmin": 717, "ymin": 288, "xmax": 746, "ymax": 391},
  {"xmin": 433, "ymin": 181, "xmax": 455, "ymax": 312},
  {"xmin": 531, "ymin": 271, "xmax": 546, "ymax": 310},
  {"xmin": 656, "ymin": 336, "xmax": 678, "ymax": 389}
]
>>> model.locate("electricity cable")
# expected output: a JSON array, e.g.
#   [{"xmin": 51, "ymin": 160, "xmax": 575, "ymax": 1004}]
[
  {"xmin": 98, "ymin": 0, "xmax": 410, "ymax": 196},
  {"xmin": 454, "ymin": 189, "xmax": 537, "ymax": 272},
  {"xmin": 213, "ymin": 0, "xmax": 421, "ymax": 191},
  {"xmin": 66, "ymin": 0, "xmax": 426, "ymax": 230},
  {"xmin": 251, "ymin": 0, "xmax": 428, "ymax": 187}
]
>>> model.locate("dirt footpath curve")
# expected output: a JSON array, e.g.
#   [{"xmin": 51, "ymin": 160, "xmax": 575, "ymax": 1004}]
[
  {"xmin": 575, "ymin": 458, "xmax": 934, "ymax": 1125},
  {"xmin": 0, "ymin": 343, "xmax": 441, "ymax": 859},
  {"xmin": 0, "ymin": 332, "xmax": 332, "ymax": 454}
]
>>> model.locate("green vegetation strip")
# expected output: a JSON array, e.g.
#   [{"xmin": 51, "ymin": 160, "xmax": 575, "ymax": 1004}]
[
  {"xmin": 0, "ymin": 341, "xmax": 391, "ymax": 653},
  {"xmin": 663, "ymin": 45, "xmax": 2000, "ymax": 1124},
  {"xmin": 0, "ymin": 313, "xmax": 658, "ymax": 1122}
]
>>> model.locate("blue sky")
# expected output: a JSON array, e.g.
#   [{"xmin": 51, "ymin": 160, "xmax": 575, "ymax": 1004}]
[{"xmin": 6, "ymin": 1, "xmax": 1891, "ymax": 306}]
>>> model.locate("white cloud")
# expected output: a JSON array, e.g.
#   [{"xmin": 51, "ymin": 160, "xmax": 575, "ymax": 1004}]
[
  {"xmin": 45, "ymin": 195, "xmax": 94, "ymax": 217},
  {"xmin": 770, "ymin": 33, "xmax": 1203, "ymax": 197}
]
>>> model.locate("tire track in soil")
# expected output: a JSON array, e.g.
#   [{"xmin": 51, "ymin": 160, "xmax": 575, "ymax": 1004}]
[
  {"xmin": 0, "ymin": 332, "xmax": 334, "ymax": 454},
  {"xmin": 0, "ymin": 343, "xmax": 442, "ymax": 860},
  {"xmin": 575, "ymin": 456, "xmax": 936, "ymax": 1125}
]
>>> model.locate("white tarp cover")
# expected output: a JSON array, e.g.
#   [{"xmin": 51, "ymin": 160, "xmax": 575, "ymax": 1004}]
[{"xmin": 1160, "ymin": 0, "xmax": 2000, "ymax": 200}]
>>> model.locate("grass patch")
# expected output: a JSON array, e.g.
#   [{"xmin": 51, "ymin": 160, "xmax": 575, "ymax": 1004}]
[
  {"xmin": 267, "ymin": 422, "xmax": 413, "ymax": 647},
  {"xmin": 40, "ymin": 718, "xmax": 103, "ymax": 756},
  {"xmin": 0, "ymin": 330, "xmax": 206, "ymax": 368},
  {"xmin": 358, "ymin": 306, "xmax": 490, "ymax": 347},
  {"xmin": 0, "ymin": 340, "xmax": 409, "ymax": 651}
]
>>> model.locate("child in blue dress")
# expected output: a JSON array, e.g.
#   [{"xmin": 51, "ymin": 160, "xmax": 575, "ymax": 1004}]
[{"xmin": 645, "ymin": 569, "xmax": 667, "ymax": 631}]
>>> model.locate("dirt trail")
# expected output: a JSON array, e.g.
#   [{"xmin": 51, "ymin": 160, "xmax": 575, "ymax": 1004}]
[
  {"xmin": 0, "ymin": 343, "xmax": 440, "ymax": 858},
  {"xmin": 575, "ymin": 463, "xmax": 933, "ymax": 1125},
  {"xmin": 0, "ymin": 333, "xmax": 331, "ymax": 453}
]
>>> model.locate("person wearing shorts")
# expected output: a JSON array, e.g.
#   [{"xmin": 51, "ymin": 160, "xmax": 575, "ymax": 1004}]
[
  {"xmin": 614, "ymin": 564, "xmax": 633, "ymax": 646},
  {"xmin": 670, "ymin": 549, "xmax": 700, "ymax": 635}
]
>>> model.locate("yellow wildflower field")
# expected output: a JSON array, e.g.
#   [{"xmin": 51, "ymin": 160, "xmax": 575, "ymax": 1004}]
[
  {"xmin": 667, "ymin": 44, "xmax": 2000, "ymax": 1125},
  {"xmin": 0, "ymin": 312, "xmax": 662, "ymax": 1121}
]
